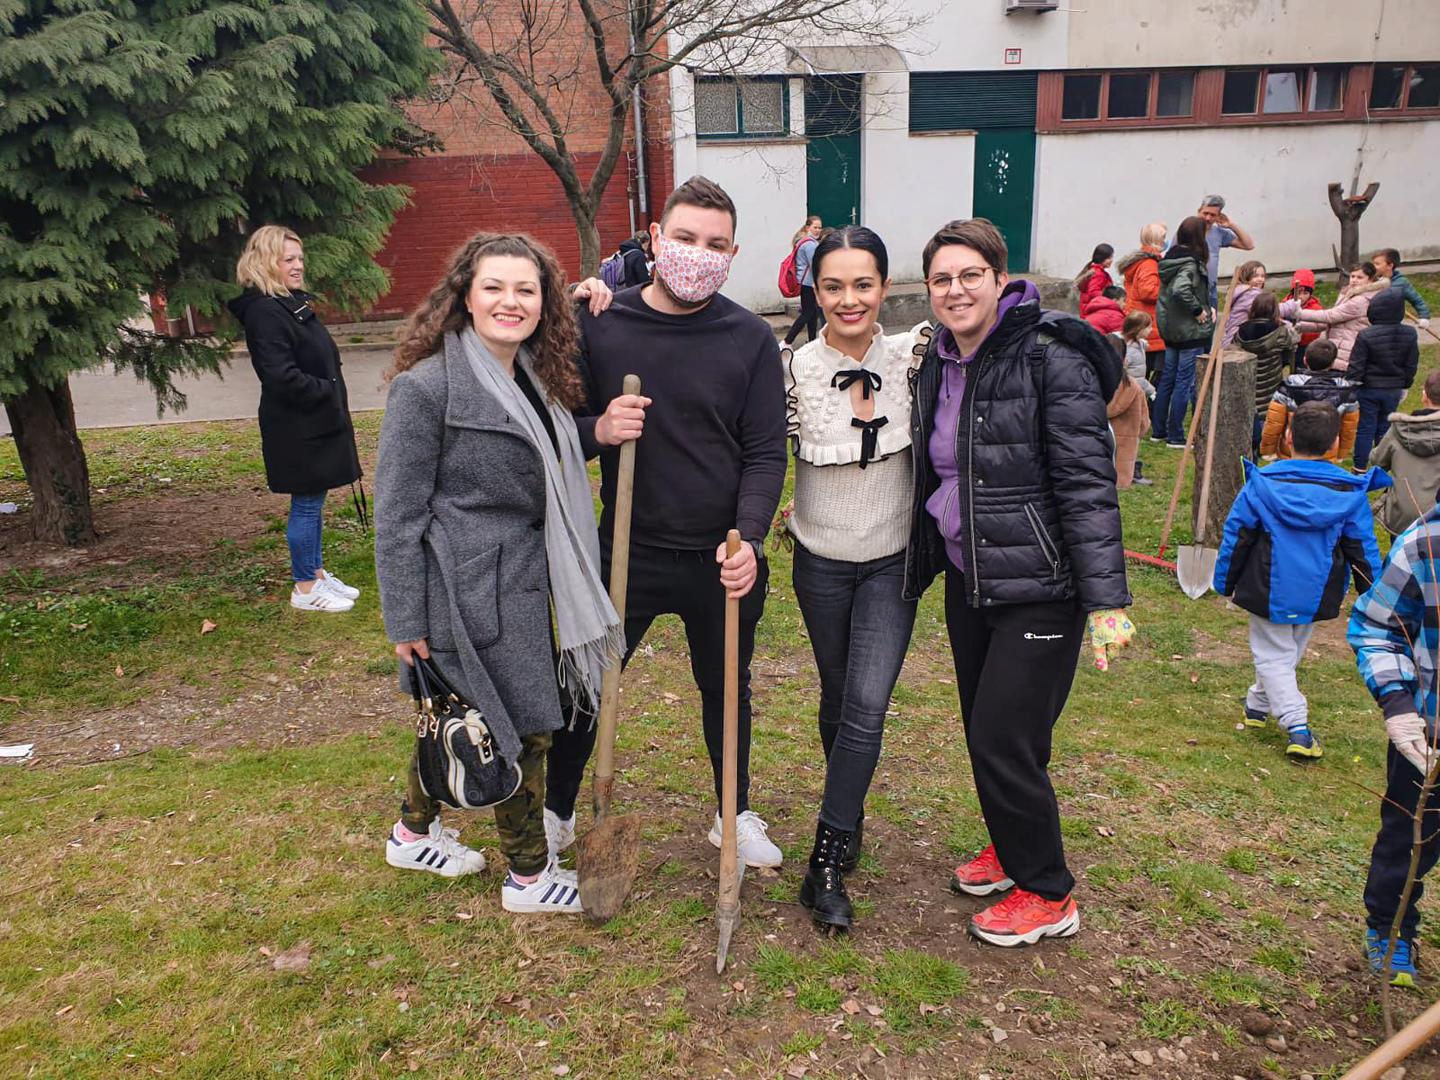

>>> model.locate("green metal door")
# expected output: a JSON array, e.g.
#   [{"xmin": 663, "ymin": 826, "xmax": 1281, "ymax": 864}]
[
  {"xmin": 805, "ymin": 75, "xmax": 862, "ymax": 228},
  {"xmin": 973, "ymin": 127, "xmax": 1036, "ymax": 272},
  {"xmin": 806, "ymin": 132, "xmax": 861, "ymax": 227}
]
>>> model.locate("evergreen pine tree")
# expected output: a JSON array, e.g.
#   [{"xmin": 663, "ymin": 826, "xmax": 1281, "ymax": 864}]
[{"xmin": 0, "ymin": 0, "xmax": 436, "ymax": 543}]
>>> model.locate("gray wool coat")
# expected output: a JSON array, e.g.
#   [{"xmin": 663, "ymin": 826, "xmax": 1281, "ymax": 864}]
[{"xmin": 373, "ymin": 333, "xmax": 563, "ymax": 759}]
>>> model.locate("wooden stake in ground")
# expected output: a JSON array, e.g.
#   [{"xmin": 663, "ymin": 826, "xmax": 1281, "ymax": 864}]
[
  {"xmin": 1340, "ymin": 993, "xmax": 1440, "ymax": 1079},
  {"xmin": 576, "ymin": 374, "xmax": 643, "ymax": 922},
  {"xmin": 715, "ymin": 529, "xmax": 744, "ymax": 974}
]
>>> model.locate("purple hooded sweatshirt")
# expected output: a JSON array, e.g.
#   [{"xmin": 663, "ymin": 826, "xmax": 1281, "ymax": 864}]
[{"xmin": 925, "ymin": 281, "xmax": 1037, "ymax": 572}]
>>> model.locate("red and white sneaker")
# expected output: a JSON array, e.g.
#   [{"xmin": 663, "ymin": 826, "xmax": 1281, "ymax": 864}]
[
  {"xmin": 969, "ymin": 889, "xmax": 1079, "ymax": 947},
  {"xmin": 950, "ymin": 843, "xmax": 1015, "ymax": 896}
]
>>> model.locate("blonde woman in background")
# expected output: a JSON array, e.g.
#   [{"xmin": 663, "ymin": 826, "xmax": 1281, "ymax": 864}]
[{"xmin": 228, "ymin": 225, "xmax": 363, "ymax": 613}]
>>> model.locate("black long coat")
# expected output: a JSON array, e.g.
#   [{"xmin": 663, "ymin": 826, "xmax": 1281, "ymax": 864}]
[{"xmin": 228, "ymin": 288, "xmax": 362, "ymax": 495}]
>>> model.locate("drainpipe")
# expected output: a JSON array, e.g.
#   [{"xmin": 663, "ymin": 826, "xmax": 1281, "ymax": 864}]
[{"xmin": 629, "ymin": 9, "xmax": 650, "ymax": 222}]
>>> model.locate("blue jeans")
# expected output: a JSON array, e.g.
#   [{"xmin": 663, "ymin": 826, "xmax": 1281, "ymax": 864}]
[
  {"xmin": 1151, "ymin": 345, "xmax": 1202, "ymax": 444},
  {"xmin": 1355, "ymin": 387, "xmax": 1405, "ymax": 469},
  {"xmin": 792, "ymin": 544, "xmax": 917, "ymax": 831},
  {"xmin": 287, "ymin": 492, "xmax": 327, "ymax": 582}
]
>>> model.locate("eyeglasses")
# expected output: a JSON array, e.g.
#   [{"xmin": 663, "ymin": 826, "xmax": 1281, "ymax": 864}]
[{"xmin": 926, "ymin": 267, "xmax": 995, "ymax": 295}]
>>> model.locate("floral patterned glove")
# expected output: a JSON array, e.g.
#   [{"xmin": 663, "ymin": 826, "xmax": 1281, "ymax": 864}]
[
  {"xmin": 1086, "ymin": 609, "xmax": 1135, "ymax": 672},
  {"xmin": 770, "ymin": 500, "xmax": 795, "ymax": 554}
]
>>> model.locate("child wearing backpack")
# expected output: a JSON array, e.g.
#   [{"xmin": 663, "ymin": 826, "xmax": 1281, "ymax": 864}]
[
  {"xmin": 1350, "ymin": 499, "xmax": 1440, "ymax": 988},
  {"xmin": 1235, "ymin": 291, "xmax": 1299, "ymax": 456},
  {"xmin": 1216, "ymin": 401, "xmax": 1389, "ymax": 762},
  {"xmin": 1258, "ymin": 339, "xmax": 1358, "ymax": 463}
]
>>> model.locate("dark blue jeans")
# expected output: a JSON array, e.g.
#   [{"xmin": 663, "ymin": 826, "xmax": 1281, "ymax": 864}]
[
  {"xmin": 792, "ymin": 544, "xmax": 917, "ymax": 832},
  {"xmin": 287, "ymin": 492, "xmax": 327, "ymax": 582},
  {"xmin": 1151, "ymin": 345, "xmax": 1202, "ymax": 445},
  {"xmin": 1365, "ymin": 744, "xmax": 1440, "ymax": 940},
  {"xmin": 1355, "ymin": 387, "xmax": 1406, "ymax": 469}
]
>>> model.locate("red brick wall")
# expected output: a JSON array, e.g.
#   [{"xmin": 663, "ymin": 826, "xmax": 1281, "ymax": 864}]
[{"xmin": 360, "ymin": 138, "xmax": 671, "ymax": 318}]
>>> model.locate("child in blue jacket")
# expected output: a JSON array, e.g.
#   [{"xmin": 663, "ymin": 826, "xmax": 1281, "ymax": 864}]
[
  {"xmin": 1214, "ymin": 400, "xmax": 1390, "ymax": 759},
  {"xmin": 1350, "ymin": 501, "xmax": 1440, "ymax": 988}
]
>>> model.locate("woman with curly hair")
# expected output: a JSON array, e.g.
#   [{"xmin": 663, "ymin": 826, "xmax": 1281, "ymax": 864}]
[{"xmin": 374, "ymin": 233, "xmax": 622, "ymax": 914}]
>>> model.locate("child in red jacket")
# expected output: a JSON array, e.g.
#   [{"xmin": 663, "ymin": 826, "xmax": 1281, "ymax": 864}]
[
  {"xmin": 1285, "ymin": 268, "xmax": 1325, "ymax": 369},
  {"xmin": 1075, "ymin": 244, "xmax": 1114, "ymax": 312},
  {"xmin": 1084, "ymin": 284, "xmax": 1126, "ymax": 335}
]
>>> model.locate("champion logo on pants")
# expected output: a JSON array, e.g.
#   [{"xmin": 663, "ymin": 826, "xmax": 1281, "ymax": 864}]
[{"xmin": 1024, "ymin": 632, "xmax": 1065, "ymax": 641}]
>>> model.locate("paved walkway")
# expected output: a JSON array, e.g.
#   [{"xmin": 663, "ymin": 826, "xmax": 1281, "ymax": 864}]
[{"xmin": 0, "ymin": 349, "xmax": 395, "ymax": 436}]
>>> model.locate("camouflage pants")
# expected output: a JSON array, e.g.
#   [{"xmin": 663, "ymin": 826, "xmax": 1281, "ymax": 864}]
[{"xmin": 402, "ymin": 731, "xmax": 553, "ymax": 877}]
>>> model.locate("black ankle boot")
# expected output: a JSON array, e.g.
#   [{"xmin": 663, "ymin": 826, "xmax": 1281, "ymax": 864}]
[
  {"xmin": 840, "ymin": 813, "xmax": 864, "ymax": 874},
  {"xmin": 799, "ymin": 821, "xmax": 853, "ymax": 930}
]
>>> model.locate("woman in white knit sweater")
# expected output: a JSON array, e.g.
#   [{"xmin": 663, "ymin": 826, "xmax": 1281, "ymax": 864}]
[{"xmin": 782, "ymin": 225, "xmax": 928, "ymax": 932}]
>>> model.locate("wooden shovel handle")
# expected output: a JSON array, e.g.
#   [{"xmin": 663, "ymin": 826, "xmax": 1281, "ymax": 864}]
[
  {"xmin": 718, "ymin": 530, "xmax": 742, "ymax": 903},
  {"xmin": 592, "ymin": 374, "xmax": 641, "ymax": 819},
  {"xmin": 1157, "ymin": 274, "xmax": 1238, "ymax": 556},
  {"xmin": 1193, "ymin": 281, "xmax": 1238, "ymax": 544}
]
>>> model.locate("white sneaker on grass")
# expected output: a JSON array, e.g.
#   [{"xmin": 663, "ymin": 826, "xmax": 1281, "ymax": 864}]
[
  {"xmin": 290, "ymin": 584, "xmax": 353, "ymax": 612},
  {"xmin": 501, "ymin": 859, "xmax": 583, "ymax": 914},
  {"xmin": 708, "ymin": 810, "xmax": 783, "ymax": 868},
  {"xmin": 316, "ymin": 569, "xmax": 360, "ymax": 600},
  {"xmin": 385, "ymin": 819, "xmax": 486, "ymax": 877},
  {"xmin": 544, "ymin": 808, "xmax": 576, "ymax": 860}
]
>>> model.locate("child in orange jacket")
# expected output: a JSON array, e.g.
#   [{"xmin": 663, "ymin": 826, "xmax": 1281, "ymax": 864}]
[{"xmin": 1259, "ymin": 339, "xmax": 1358, "ymax": 463}]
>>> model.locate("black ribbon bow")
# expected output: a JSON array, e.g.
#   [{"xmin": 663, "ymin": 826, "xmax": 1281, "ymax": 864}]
[
  {"xmin": 831, "ymin": 368, "xmax": 883, "ymax": 399},
  {"xmin": 851, "ymin": 415, "xmax": 889, "ymax": 470}
]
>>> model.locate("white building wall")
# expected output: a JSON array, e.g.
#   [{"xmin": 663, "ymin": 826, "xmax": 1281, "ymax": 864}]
[
  {"xmin": 1068, "ymin": 0, "xmax": 1440, "ymax": 69},
  {"xmin": 1031, "ymin": 122, "xmax": 1440, "ymax": 281},
  {"xmin": 862, "ymin": 73, "xmax": 975, "ymax": 282},
  {"xmin": 893, "ymin": 3, "xmax": 1070, "ymax": 72}
]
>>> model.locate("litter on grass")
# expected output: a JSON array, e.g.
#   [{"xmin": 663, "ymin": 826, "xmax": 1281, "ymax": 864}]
[{"xmin": 0, "ymin": 743, "xmax": 35, "ymax": 761}]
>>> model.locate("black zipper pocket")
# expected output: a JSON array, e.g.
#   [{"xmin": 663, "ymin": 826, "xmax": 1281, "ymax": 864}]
[{"xmin": 1024, "ymin": 502, "xmax": 1061, "ymax": 579}]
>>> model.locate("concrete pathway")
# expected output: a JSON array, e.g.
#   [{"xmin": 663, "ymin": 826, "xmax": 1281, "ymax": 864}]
[{"xmin": 0, "ymin": 349, "xmax": 395, "ymax": 436}]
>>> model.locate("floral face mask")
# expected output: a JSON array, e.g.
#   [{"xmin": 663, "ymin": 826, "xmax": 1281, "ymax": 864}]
[{"xmin": 652, "ymin": 234, "xmax": 733, "ymax": 304}]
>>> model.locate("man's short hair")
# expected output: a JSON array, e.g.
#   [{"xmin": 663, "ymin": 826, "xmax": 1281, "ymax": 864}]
[
  {"xmin": 1423, "ymin": 368, "xmax": 1440, "ymax": 405},
  {"xmin": 1291, "ymin": 400, "xmax": 1341, "ymax": 456},
  {"xmin": 1103, "ymin": 284, "xmax": 1126, "ymax": 302},
  {"xmin": 1305, "ymin": 338, "xmax": 1338, "ymax": 370},
  {"xmin": 922, "ymin": 218, "xmax": 1008, "ymax": 277},
  {"xmin": 1377, "ymin": 247, "xmax": 1402, "ymax": 269},
  {"xmin": 1200, "ymin": 194, "xmax": 1226, "ymax": 210},
  {"xmin": 660, "ymin": 175, "xmax": 737, "ymax": 233}
]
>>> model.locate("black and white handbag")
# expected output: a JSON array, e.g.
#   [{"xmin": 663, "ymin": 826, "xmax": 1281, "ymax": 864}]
[{"xmin": 411, "ymin": 656, "xmax": 522, "ymax": 810}]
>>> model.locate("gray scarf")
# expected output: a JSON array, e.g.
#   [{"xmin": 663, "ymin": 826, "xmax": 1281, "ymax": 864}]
[{"xmin": 458, "ymin": 328, "xmax": 622, "ymax": 713}]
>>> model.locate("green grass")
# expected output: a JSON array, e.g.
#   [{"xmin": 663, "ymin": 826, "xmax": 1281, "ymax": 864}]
[{"xmin": 1, "ymin": 323, "xmax": 1439, "ymax": 1076}]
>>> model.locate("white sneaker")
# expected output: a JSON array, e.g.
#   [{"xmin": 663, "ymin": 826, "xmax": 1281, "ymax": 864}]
[
  {"xmin": 290, "ymin": 584, "xmax": 353, "ymax": 612},
  {"xmin": 316, "ymin": 569, "xmax": 360, "ymax": 600},
  {"xmin": 708, "ymin": 810, "xmax": 783, "ymax": 868},
  {"xmin": 544, "ymin": 808, "xmax": 576, "ymax": 859},
  {"xmin": 501, "ymin": 859, "xmax": 583, "ymax": 914},
  {"xmin": 385, "ymin": 819, "xmax": 486, "ymax": 877}
]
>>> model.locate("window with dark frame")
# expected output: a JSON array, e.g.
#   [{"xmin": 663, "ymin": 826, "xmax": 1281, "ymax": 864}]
[
  {"xmin": 1061, "ymin": 73, "xmax": 1101, "ymax": 120},
  {"xmin": 695, "ymin": 77, "xmax": 788, "ymax": 139}
]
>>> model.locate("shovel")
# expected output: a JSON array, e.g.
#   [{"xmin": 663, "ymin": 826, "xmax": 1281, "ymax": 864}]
[
  {"xmin": 715, "ymin": 529, "xmax": 744, "ymax": 974},
  {"xmin": 576, "ymin": 374, "xmax": 643, "ymax": 922},
  {"xmin": 1175, "ymin": 280, "xmax": 1239, "ymax": 598},
  {"xmin": 1157, "ymin": 273, "xmax": 1236, "ymax": 561}
]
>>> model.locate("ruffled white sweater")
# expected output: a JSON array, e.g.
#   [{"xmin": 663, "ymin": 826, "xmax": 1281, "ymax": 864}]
[{"xmin": 783, "ymin": 322, "xmax": 930, "ymax": 562}]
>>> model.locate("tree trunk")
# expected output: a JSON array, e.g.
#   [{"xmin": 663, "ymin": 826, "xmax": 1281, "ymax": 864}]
[
  {"xmin": 574, "ymin": 201, "xmax": 602, "ymax": 280},
  {"xmin": 1192, "ymin": 349, "xmax": 1258, "ymax": 544},
  {"xmin": 2, "ymin": 380, "xmax": 97, "ymax": 546},
  {"xmin": 1328, "ymin": 180, "xmax": 1380, "ymax": 274}
]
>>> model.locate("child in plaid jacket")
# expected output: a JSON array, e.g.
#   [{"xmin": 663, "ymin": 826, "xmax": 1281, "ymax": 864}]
[{"xmin": 1349, "ymin": 504, "xmax": 1440, "ymax": 986}]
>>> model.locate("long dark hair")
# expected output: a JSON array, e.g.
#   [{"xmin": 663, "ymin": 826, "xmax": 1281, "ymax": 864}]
[
  {"xmin": 389, "ymin": 233, "xmax": 584, "ymax": 409},
  {"xmin": 1172, "ymin": 216, "xmax": 1208, "ymax": 260},
  {"xmin": 812, "ymin": 225, "xmax": 889, "ymax": 281},
  {"xmin": 1076, "ymin": 242, "xmax": 1114, "ymax": 280}
]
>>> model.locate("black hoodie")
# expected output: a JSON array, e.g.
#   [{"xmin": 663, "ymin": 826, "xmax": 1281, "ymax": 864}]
[{"xmin": 1348, "ymin": 288, "xmax": 1420, "ymax": 389}]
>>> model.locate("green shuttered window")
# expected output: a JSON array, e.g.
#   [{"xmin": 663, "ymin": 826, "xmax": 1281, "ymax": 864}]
[{"xmin": 908, "ymin": 72, "xmax": 1038, "ymax": 132}]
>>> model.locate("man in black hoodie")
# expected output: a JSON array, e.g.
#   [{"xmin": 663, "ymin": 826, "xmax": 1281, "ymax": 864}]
[{"xmin": 1349, "ymin": 288, "xmax": 1421, "ymax": 470}]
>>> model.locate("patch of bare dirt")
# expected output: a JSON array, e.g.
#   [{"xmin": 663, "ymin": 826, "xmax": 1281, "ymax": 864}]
[
  {"xmin": 0, "ymin": 487, "xmax": 285, "ymax": 584},
  {"xmin": 6, "ymin": 670, "xmax": 399, "ymax": 766}
]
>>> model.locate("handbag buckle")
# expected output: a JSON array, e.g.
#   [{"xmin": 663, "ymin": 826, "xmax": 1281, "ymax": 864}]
[{"xmin": 463, "ymin": 709, "xmax": 494, "ymax": 763}]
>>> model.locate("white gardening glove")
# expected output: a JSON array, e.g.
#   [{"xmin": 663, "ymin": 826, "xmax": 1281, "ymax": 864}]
[{"xmin": 1387, "ymin": 712, "xmax": 1433, "ymax": 775}]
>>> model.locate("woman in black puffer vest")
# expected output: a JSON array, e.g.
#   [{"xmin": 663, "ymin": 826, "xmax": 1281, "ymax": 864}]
[
  {"xmin": 905, "ymin": 218, "xmax": 1132, "ymax": 949},
  {"xmin": 228, "ymin": 225, "xmax": 363, "ymax": 613}
]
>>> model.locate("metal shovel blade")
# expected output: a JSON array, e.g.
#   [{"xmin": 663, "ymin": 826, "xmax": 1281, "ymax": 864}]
[
  {"xmin": 1176, "ymin": 544, "xmax": 1218, "ymax": 600},
  {"xmin": 714, "ymin": 863, "xmax": 746, "ymax": 974},
  {"xmin": 576, "ymin": 812, "xmax": 643, "ymax": 923}
]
